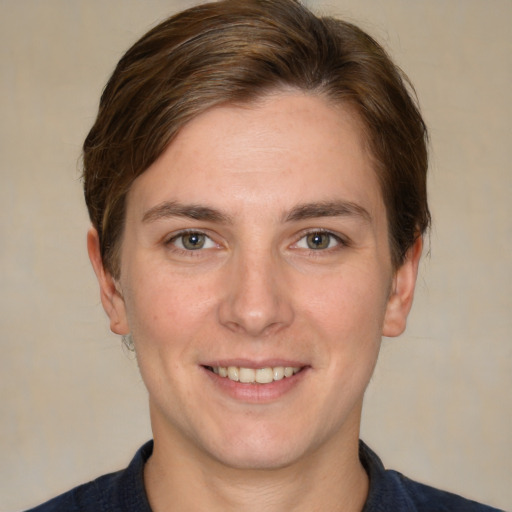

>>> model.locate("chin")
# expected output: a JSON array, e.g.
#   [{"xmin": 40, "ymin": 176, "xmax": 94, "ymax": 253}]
[
  {"xmin": 199, "ymin": 420, "xmax": 316, "ymax": 471},
  {"xmin": 211, "ymin": 443, "xmax": 301, "ymax": 471}
]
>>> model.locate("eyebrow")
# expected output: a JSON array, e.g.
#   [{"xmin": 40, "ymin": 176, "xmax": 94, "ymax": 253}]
[
  {"xmin": 142, "ymin": 201, "xmax": 233, "ymax": 224},
  {"xmin": 284, "ymin": 200, "xmax": 371, "ymax": 223},
  {"xmin": 142, "ymin": 199, "xmax": 371, "ymax": 225}
]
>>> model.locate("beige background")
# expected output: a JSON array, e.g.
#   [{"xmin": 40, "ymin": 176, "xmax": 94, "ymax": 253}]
[{"xmin": 1, "ymin": 1, "xmax": 510, "ymax": 510}]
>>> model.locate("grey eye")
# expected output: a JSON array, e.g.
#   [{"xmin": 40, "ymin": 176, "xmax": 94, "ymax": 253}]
[
  {"xmin": 168, "ymin": 232, "xmax": 217, "ymax": 252},
  {"xmin": 180, "ymin": 233, "xmax": 207, "ymax": 250},
  {"xmin": 306, "ymin": 232, "xmax": 331, "ymax": 250}
]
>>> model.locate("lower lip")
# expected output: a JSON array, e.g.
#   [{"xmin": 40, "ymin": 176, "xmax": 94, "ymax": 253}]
[{"xmin": 202, "ymin": 367, "xmax": 308, "ymax": 403}]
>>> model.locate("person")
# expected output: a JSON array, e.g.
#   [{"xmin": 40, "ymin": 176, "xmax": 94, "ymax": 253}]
[{"xmin": 25, "ymin": 0, "xmax": 503, "ymax": 511}]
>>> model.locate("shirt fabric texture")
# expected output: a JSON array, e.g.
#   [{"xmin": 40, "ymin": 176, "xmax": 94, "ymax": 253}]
[{"xmin": 24, "ymin": 440, "xmax": 503, "ymax": 512}]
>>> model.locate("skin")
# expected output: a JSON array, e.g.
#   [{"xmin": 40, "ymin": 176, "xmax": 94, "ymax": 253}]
[{"xmin": 88, "ymin": 92, "xmax": 422, "ymax": 511}]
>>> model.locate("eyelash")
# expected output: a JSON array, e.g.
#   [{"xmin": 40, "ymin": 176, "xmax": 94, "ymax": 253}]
[
  {"xmin": 294, "ymin": 229, "xmax": 349, "ymax": 253},
  {"xmin": 164, "ymin": 230, "xmax": 218, "ymax": 256}
]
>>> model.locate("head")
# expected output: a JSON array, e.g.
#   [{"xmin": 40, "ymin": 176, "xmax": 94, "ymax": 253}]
[
  {"xmin": 84, "ymin": 0, "xmax": 429, "ymax": 473},
  {"xmin": 83, "ymin": 0, "xmax": 429, "ymax": 281}
]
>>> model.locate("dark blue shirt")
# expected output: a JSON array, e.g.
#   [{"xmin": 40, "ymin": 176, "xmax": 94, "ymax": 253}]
[{"xmin": 24, "ymin": 441, "xmax": 504, "ymax": 511}]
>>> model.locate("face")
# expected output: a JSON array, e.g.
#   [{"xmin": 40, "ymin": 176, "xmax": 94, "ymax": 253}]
[{"xmin": 90, "ymin": 92, "xmax": 420, "ymax": 471}]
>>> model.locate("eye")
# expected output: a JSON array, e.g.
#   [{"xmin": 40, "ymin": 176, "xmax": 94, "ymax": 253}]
[
  {"xmin": 170, "ymin": 232, "xmax": 216, "ymax": 251},
  {"xmin": 296, "ymin": 231, "xmax": 340, "ymax": 250}
]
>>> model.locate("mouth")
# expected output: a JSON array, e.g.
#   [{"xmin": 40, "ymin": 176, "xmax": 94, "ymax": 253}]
[{"xmin": 204, "ymin": 365, "xmax": 303, "ymax": 384}]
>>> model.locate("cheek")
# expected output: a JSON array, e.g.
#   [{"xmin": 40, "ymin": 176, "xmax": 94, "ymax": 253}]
[
  {"xmin": 302, "ymin": 268, "xmax": 390, "ymax": 337},
  {"xmin": 122, "ymin": 270, "xmax": 216, "ymax": 347},
  {"xmin": 123, "ymin": 276, "xmax": 206, "ymax": 394}
]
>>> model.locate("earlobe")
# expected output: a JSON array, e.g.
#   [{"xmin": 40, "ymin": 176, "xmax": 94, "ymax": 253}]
[
  {"xmin": 87, "ymin": 227, "xmax": 130, "ymax": 335},
  {"xmin": 382, "ymin": 236, "xmax": 423, "ymax": 338}
]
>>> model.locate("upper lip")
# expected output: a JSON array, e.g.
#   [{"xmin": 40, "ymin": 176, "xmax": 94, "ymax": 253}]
[{"xmin": 202, "ymin": 359, "xmax": 308, "ymax": 369}]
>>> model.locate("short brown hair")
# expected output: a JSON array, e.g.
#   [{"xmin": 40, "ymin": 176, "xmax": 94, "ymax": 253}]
[{"xmin": 83, "ymin": 0, "xmax": 429, "ymax": 278}]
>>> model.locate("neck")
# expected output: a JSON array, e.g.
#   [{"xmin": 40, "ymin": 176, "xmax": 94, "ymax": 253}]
[{"xmin": 144, "ymin": 406, "xmax": 369, "ymax": 512}]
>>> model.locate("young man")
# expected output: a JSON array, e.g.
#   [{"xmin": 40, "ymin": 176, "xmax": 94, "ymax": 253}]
[{"xmin": 26, "ymin": 1, "xmax": 502, "ymax": 510}]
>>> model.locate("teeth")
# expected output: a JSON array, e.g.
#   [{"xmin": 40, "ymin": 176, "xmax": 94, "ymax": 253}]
[
  {"xmin": 227, "ymin": 366, "xmax": 239, "ymax": 382},
  {"xmin": 255, "ymin": 367, "xmax": 274, "ymax": 384},
  {"xmin": 273, "ymin": 367, "xmax": 284, "ymax": 381},
  {"xmin": 239, "ymin": 367, "xmax": 255, "ymax": 383},
  {"xmin": 210, "ymin": 365, "xmax": 301, "ymax": 384}
]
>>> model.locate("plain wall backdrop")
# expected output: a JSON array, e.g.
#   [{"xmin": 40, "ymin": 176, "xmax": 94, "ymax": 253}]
[{"xmin": 1, "ymin": 1, "xmax": 510, "ymax": 510}]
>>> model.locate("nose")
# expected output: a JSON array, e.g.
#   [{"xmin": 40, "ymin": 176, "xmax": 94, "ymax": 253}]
[{"xmin": 217, "ymin": 249, "xmax": 294, "ymax": 337}]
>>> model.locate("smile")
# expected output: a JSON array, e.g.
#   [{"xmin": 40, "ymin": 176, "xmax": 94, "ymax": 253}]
[{"xmin": 206, "ymin": 366, "xmax": 301, "ymax": 384}]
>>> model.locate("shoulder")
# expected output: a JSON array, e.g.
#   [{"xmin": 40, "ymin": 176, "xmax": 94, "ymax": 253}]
[
  {"xmin": 23, "ymin": 441, "xmax": 153, "ymax": 512},
  {"xmin": 359, "ymin": 441, "xmax": 504, "ymax": 512},
  {"xmin": 22, "ymin": 471, "xmax": 120, "ymax": 512},
  {"xmin": 386, "ymin": 470, "xmax": 505, "ymax": 512}
]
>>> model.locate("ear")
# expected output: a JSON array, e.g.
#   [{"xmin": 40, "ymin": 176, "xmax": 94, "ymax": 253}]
[
  {"xmin": 87, "ymin": 227, "xmax": 130, "ymax": 335},
  {"xmin": 382, "ymin": 236, "xmax": 423, "ymax": 338}
]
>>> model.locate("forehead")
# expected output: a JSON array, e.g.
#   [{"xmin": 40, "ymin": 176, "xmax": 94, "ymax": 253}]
[{"xmin": 125, "ymin": 92, "xmax": 384, "ymax": 222}]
